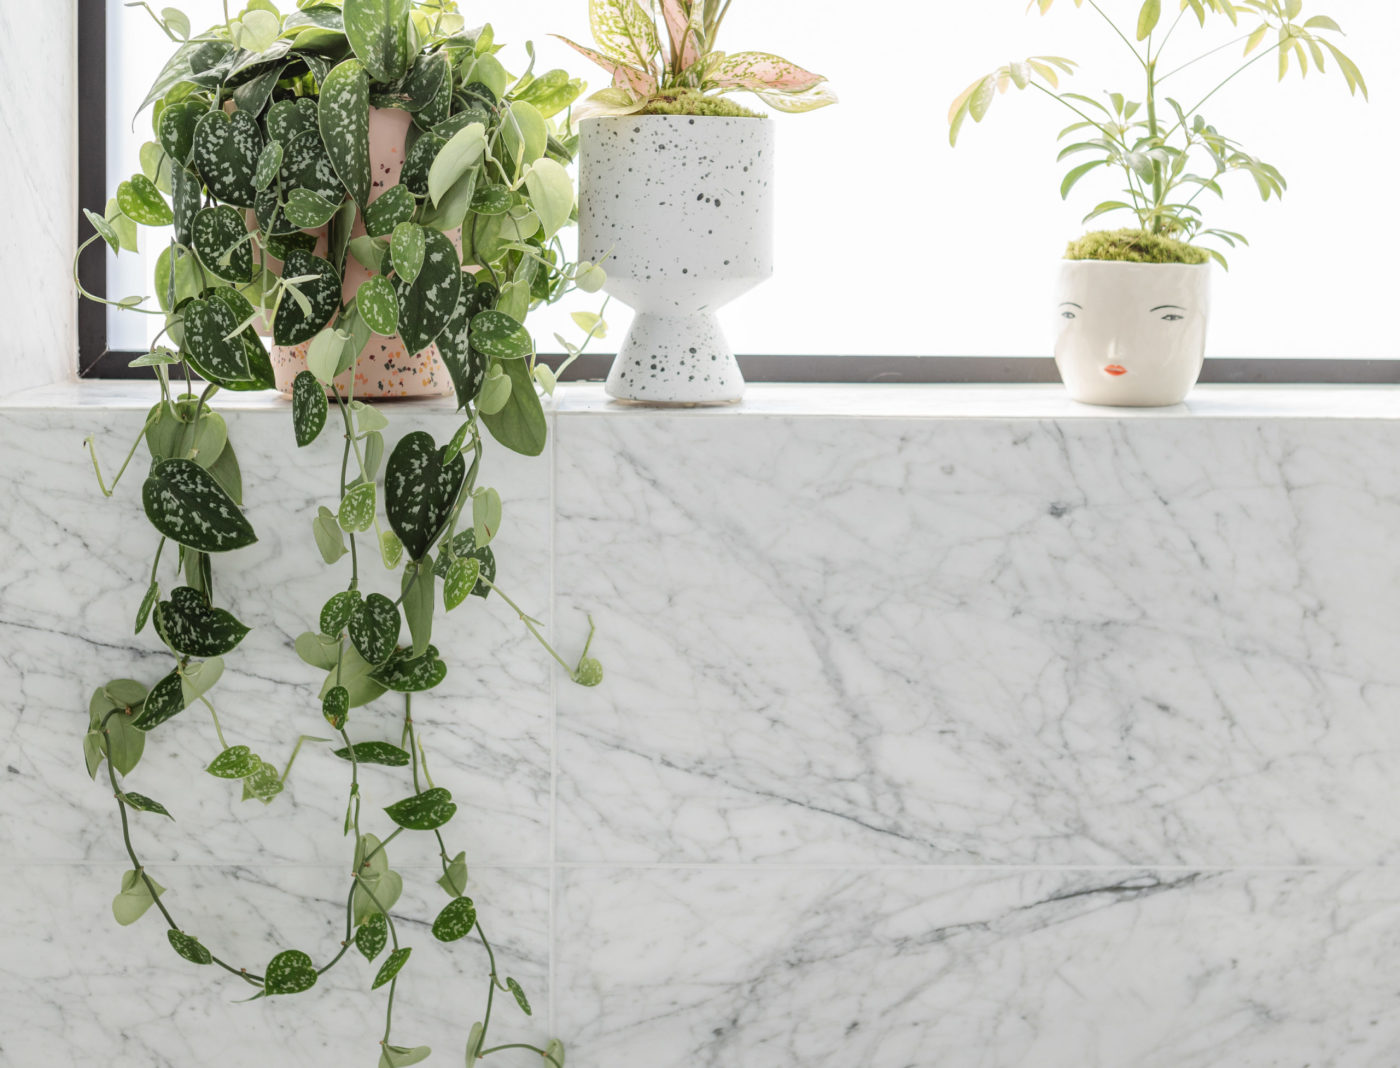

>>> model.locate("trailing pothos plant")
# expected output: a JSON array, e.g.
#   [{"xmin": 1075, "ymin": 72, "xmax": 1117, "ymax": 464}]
[
  {"xmin": 76, "ymin": 2, "xmax": 606, "ymax": 1065},
  {"xmin": 556, "ymin": 0, "xmax": 835, "ymax": 117},
  {"xmin": 948, "ymin": 0, "xmax": 1367, "ymax": 267}
]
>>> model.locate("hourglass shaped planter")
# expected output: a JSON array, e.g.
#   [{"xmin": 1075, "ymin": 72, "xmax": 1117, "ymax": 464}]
[{"xmin": 578, "ymin": 115, "xmax": 775, "ymax": 406}]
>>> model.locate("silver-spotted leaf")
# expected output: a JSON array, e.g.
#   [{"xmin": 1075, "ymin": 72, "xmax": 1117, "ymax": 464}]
[
  {"xmin": 364, "ymin": 183, "xmax": 416, "ymax": 237},
  {"xmin": 285, "ymin": 187, "xmax": 341, "ymax": 228},
  {"xmin": 320, "ymin": 590, "xmax": 362, "ymax": 636},
  {"xmin": 332, "ymin": 741, "xmax": 410, "ymax": 766},
  {"xmin": 191, "ymin": 205, "xmax": 253, "ymax": 282},
  {"xmin": 443, "ymin": 556, "xmax": 480, "ymax": 612},
  {"xmin": 371, "ymin": 946, "xmax": 411, "ymax": 990},
  {"xmin": 241, "ymin": 757, "xmax": 284, "ymax": 804},
  {"xmin": 393, "ymin": 230, "xmax": 461, "ymax": 354},
  {"xmin": 389, "ymin": 221, "xmax": 425, "ymax": 285},
  {"xmin": 207, "ymin": 744, "xmax": 258, "ymax": 779},
  {"xmin": 338, "ymin": 481, "xmax": 376, "ymax": 532},
  {"xmin": 142, "ymin": 458, "xmax": 257, "ymax": 554},
  {"xmin": 182, "ymin": 297, "xmax": 253, "ymax": 386},
  {"xmin": 117, "ymin": 174, "xmax": 173, "ymax": 226},
  {"xmin": 348, "ymin": 592, "xmax": 400, "ymax": 665},
  {"xmin": 154, "ymin": 586, "xmax": 251, "ymax": 658},
  {"xmin": 506, "ymin": 977, "xmax": 532, "ymax": 1016},
  {"xmin": 273, "ymin": 249, "xmax": 340, "ymax": 346},
  {"xmin": 264, "ymin": 949, "xmax": 318, "ymax": 995},
  {"xmin": 320, "ymin": 58, "xmax": 372, "ymax": 206},
  {"xmin": 343, "ymin": 0, "xmax": 412, "ymax": 82},
  {"xmin": 132, "ymin": 670, "xmax": 187, "ymax": 732},
  {"xmin": 356, "ymin": 912, "xmax": 388, "ymax": 960},
  {"xmin": 357, "ymin": 275, "xmax": 399, "ymax": 336},
  {"xmin": 435, "ymin": 275, "xmax": 493, "ymax": 408},
  {"xmin": 471, "ymin": 310, "xmax": 533, "ymax": 360},
  {"xmin": 293, "ymin": 370, "xmax": 328, "ymax": 447},
  {"xmin": 167, "ymin": 929, "xmax": 213, "ymax": 965},
  {"xmin": 384, "ymin": 787, "xmax": 456, "ymax": 831},
  {"xmin": 135, "ymin": 580, "xmax": 159, "ymax": 635},
  {"xmin": 369, "ymin": 644, "xmax": 446, "ymax": 692},
  {"xmin": 252, "ymin": 139, "xmax": 283, "ymax": 191},
  {"xmin": 122, "ymin": 791, "xmax": 173, "ymax": 819},
  {"xmin": 192, "ymin": 109, "xmax": 262, "ymax": 207},
  {"xmin": 430, "ymin": 895, "xmax": 476, "ymax": 942},
  {"xmin": 159, "ymin": 100, "xmax": 204, "ymax": 164},
  {"xmin": 384, "ymin": 431, "xmax": 466, "ymax": 561}
]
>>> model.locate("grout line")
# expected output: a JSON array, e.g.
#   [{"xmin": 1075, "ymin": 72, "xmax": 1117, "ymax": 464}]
[{"xmin": 547, "ymin": 400, "xmax": 559, "ymax": 1038}]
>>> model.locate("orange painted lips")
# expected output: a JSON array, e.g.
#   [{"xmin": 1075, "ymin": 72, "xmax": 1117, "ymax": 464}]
[{"xmin": 1104, "ymin": 364, "xmax": 1127, "ymax": 376}]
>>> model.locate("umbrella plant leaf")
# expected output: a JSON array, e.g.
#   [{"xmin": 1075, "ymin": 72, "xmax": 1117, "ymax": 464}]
[
  {"xmin": 320, "ymin": 58, "xmax": 372, "ymax": 208},
  {"xmin": 384, "ymin": 786, "xmax": 456, "ymax": 831},
  {"xmin": 343, "ymin": 0, "xmax": 412, "ymax": 83},
  {"xmin": 192, "ymin": 109, "xmax": 262, "ymax": 207},
  {"xmin": 430, "ymin": 895, "xmax": 476, "ymax": 942},
  {"xmin": 368, "ymin": 644, "xmax": 446, "ymax": 692},
  {"xmin": 167, "ymin": 929, "xmax": 213, "ymax": 965},
  {"xmin": 333, "ymin": 741, "xmax": 411, "ymax": 766},
  {"xmin": 364, "ymin": 183, "xmax": 416, "ymax": 238},
  {"xmin": 356, "ymin": 912, "xmax": 388, "ymax": 961},
  {"xmin": 372, "ymin": 946, "xmax": 411, "ymax": 990},
  {"xmin": 392, "ymin": 230, "xmax": 462, "ymax": 355},
  {"xmin": 192, "ymin": 205, "xmax": 253, "ymax": 282},
  {"xmin": 264, "ymin": 949, "xmax": 318, "ymax": 995},
  {"xmin": 273, "ymin": 249, "xmax": 340, "ymax": 346},
  {"xmin": 153, "ymin": 585, "xmax": 252, "ymax": 658},
  {"xmin": 293, "ymin": 370, "xmax": 329, "ymax": 447},
  {"xmin": 348, "ymin": 592, "xmax": 400, "ymax": 666},
  {"xmin": 384, "ymin": 430, "xmax": 466, "ymax": 561},
  {"xmin": 142, "ymin": 458, "xmax": 258, "ymax": 554}
]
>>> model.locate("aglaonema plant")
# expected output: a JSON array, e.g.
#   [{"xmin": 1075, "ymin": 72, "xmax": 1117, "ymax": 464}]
[
  {"xmin": 555, "ymin": 0, "xmax": 836, "ymax": 117},
  {"xmin": 948, "ymin": 0, "xmax": 1367, "ymax": 266},
  {"xmin": 76, "ymin": 2, "xmax": 604, "ymax": 1065}
]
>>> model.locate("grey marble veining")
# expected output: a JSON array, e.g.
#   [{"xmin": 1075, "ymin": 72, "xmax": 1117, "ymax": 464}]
[{"xmin": 0, "ymin": 5, "xmax": 78, "ymax": 395}]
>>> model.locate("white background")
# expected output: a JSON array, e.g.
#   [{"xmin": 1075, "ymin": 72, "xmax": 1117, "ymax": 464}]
[{"xmin": 108, "ymin": 0, "xmax": 1397, "ymax": 359}]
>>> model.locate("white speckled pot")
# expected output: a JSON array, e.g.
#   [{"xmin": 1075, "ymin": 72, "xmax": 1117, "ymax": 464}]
[
  {"xmin": 578, "ymin": 115, "xmax": 775, "ymax": 405},
  {"xmin": 1053, "ymin": 260, "xmax": 1212, "ymax": 407}
]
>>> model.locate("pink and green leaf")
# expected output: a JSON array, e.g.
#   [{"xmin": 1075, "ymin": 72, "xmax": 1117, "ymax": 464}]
[
  {"xmin": 588, "ymin": 0, "xmax": 662, "ymax": 72},
  {"xmin": 705, "ymin": 51, "xmax": 826, "ymax": 93}
]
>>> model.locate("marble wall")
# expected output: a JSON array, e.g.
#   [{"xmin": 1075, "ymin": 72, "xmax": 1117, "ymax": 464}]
[
  {"xmin": 3, "ymin": 382, "xmax": 1399, "ymax": 1066},
  {"xmin": 0, "ymin": 4, "xmax": 78, "ymax": 394}
]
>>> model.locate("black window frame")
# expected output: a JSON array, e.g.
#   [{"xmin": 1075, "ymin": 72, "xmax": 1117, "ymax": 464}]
[{"xmin": 77, "ymin": 0, "xmax": 1399, "ymax": 386}]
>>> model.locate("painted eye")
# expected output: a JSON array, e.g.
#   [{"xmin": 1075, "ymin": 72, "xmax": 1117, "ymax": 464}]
[
  {"xmin": 1061, "ymin": 311, "xmax": 1076, "ymax": 320},
  {"xmin": 1161, "ymin": 313, "xmax": 1183, "ymax": 321}
]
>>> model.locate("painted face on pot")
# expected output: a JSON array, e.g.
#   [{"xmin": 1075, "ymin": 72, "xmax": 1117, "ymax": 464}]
[{"xmin": 1052, "ymin": 261, "xmax": 1211, "ymax": 407}]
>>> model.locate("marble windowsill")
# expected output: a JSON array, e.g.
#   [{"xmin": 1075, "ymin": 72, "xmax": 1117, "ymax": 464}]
[{"xmin": 4, "ymin": 379, "xmax": 1400, "ymax": 419}]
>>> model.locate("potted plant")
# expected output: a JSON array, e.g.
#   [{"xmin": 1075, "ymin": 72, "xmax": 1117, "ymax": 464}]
[
  {"xmin": 555, "ymin": 0, "xmax": 835, "ymax": 406},
  {"xmin": 75, "ymin": 2, "xmax": 604, "ymax": 1064},
  {"xmin": 949, "ymin": 0, "xmax": 1366, "ymax": 408}
]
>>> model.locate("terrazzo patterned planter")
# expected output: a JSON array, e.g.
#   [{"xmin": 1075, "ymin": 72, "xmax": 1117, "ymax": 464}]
[
  {"xmin": 1053, "ymin": 260, "xmax": 1212, "ymax": 407},
  {"xmin": 268, "ymin": 107, "xmax": 457, "ymax": 400},
  {"xmin": 579, "ymin": 115, "xmax": 775, "ymax": 405}
]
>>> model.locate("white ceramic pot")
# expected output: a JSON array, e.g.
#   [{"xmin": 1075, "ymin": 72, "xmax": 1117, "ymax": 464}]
[
  {"xmin": 1053, "ymin": 260, "xmax": 1211, "ymax": 407},
  {"xmin": 578, "ymin": 115, "xmax": 775, "ymax": 405}
]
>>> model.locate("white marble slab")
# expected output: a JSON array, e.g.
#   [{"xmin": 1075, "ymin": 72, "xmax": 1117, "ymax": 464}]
[
  {"xmin": 0, "ymin": 5, "xmax": 78, "ymax": 395},
  {"xmin": 0, "ymin": 396, "xmax": 557, "ymax": 866},
  {"xmin": 556, "ymin": 865, "xmax": 1400, "ymax": 1067},
  {"xmin": 1, "ymin": 863, "xmax": 551, "ymax": 1067},
  {"xmin": 553, "ymin": 410, "xmax": 1400, "ymax": 866}
]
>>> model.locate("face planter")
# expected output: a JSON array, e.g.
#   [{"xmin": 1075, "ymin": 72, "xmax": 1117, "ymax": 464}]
[
  {"xmin": 1053, "ymin": 259, "xmax": 1212, "ymax": 407},
  {"xmin": 578, "ymin": 115, "xmax": 776, "ymax": 406}
]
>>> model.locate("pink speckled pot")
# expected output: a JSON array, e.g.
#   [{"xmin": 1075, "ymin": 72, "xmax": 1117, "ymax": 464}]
[{"xmin": 269, "ymin": 107, "xmax": 458, "ymax": 399}]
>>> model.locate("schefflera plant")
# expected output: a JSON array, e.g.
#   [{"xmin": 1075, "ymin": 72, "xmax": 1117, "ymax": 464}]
[
  {"xmin": 947, "ymin": 0, "xmax": 1367, "ymax": 267},
  {"xmin": 555, "ymin": 0, "xmax": 836, "ymax": 116},
  {"xmin": 76, "ymin": 2, "xmax": 604, "ymax": 1066}
]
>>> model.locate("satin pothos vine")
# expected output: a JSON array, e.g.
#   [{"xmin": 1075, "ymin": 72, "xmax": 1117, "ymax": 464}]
[{"xmin": 77, "ymin": 3, "xmax": 604, "ymax": 1066}]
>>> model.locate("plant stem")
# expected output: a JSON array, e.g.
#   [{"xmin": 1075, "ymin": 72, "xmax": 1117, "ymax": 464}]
[
  {"xmin": 1157, "ymin": 32, "xmax": 1253, "ymax": 83},
  {"xmin": 1165, "ymin": 45, "xmax": 1277, "ymax": 140},
  {"xmin": 199, "ymin": 695, "xmax": 229, "ymax": 749},
  {"xmin": 1083, "ymin": 0, "xmax": 1147, "ymax": 68}
]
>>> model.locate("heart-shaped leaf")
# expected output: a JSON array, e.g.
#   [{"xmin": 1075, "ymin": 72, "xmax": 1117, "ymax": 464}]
[
  {"xmin": 113, "ymin": 869, "xmax": 165, "ymax": 926},
  {"xmin": 430, "ymin": 896, "xmax": 476, "ymax": 942},
  {"xmin": 142, "ymin": 458, "xmax": 258, "ymax": 554},
  {"xmin": 167, "ymin": 929, "xmax": 213, "ymax": 965},
  {"xmin": 207, "ymin": 744, "xmax": 258, "ymax": 778},
  {"xmin": 293, "ymin": 370, "xmax": 328, "ymax": 447},
  {"xmin": 132, "ymin": 669, "xmax": 187, "ymax": 731},
  {"xmin": 384, "ymin": 431, "xmax": 466, "ymax": 561},
  {"xmin": 338, "ymin": 481, "xmax": 376, "ymax": 532},
  {"xmin": 320, "ymin": 589, "xmax": 363, "ymax": 636},
  {"xmin": 253, "ymin": 140, "xmax": 283, "ymax": 191},
  {"xmin": 443, "ymin": 557, "xmax": 480, "ymax": 612},
  {"xmin": 267, "ymin": 97, "xmax": 319, "ymax": 145},
  {"xmin": 192, "ymin": 109, "xmax": 262, "ymax": 207},
  {"xmin": 192, "ymin": 205, "xmax": 254, "ymax": 282},
  {"xmin": 154, "ymin": 586, "xmax": 251, "ymax": 657},
  {"xmin": 471, "ymin": 310, "xmax": 533, "ymax": 360},
  {"xmin": 242, "ymin": 757, "xmax": 284, "ymax": 803},
  {"xmin": 481, "ymin": 356, "xmax": 548, "ymax": 457},
  {"xmin": 356, "ymin": 912, "xmax": 388, "ymax": 960},
  {"xmin": 435, "ymin": 275, "xmax": 494, "ymax": 408},
  {"xmin": 273, "ymin": 249, "xmax": 341, "ymax": 346},
  {"xmin": 389, "ymin": 222, "xmax": 426, "ymax": 285},
  {"xmin": 384, "ymin": 787, "xmax": 456, "ymax": 831},
  {"xmin": 343, "ymin": 0, "xmax": 412, "ymax": 82},
  {"xmin": 348, "ymin": 592, "xmax": 400, "ymax": 665},
  {"xmin": 437, "ymin": 852, "xmax": 467, "ymax": 897},
  {"xmin": 364, "ymin": 184, "xmax": 416, "ymax": 238},
  {"xmin": 182, "ymin": 298, "xmax": 253, "ymax": 387},
  {"xmin": 371, "ymin": 946, "xmax": 411, "ymax": 989},
  {"xmin": 357, "ymin": 275, "xmax": 399, "ymax": 336},
  {"xmin": 433, "ymin": 530, "xmax": 495, "ymax": 599},
  {"xmin": 158, "ymin": 100, "xmax": 204, "ymax": 164},
  {"xmin": 320, "ymin": 58, "xmax": 372, "ymax": 207},
  {"xmin": 319, "ymin": 685, "xmax": 348, "ymax": 731},
  {"xmin": 314, "ymin": 505, "xmax": 348, "ymax": 564},
  {"xmin": 117, "ymin": 174, "xmax": 173, "ymax": 226},
  {"xmin": 399, "ymin": 133, "xmax": 444, "ymax": 197},
  {"xmin": 333, "ymin": 741, "xmax": 411, "ymax": 766},
  {"xmin": 279, "ymin": 128, "xmax": 344, "ymax": 202},
  {"xmin": 264, "ymin": 949, "xmax": 318, "ymax": 995},
  {"xmin": 369, "ymin": 644, "xmax": 446, "ymax": 692},
  {"xmin": 285, "ymin": 188, "xmax": 341, "ymax": 228},
  {"xmin": 207, "ymin": 289, "xmax": 276, "ymax": 391},
  {"xmin": 378, "ymin": 1044, "xmax": 431, "ymax": 1068}
]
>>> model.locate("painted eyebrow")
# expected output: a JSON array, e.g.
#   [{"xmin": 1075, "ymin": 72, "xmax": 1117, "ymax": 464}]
[
  {"xmin": 1150, "ymin": 304, "xmax": 1186, "ymax": 311},
  {"xmin": 1059, "ymin": 302, "xmax": 1082, "ymax": 308}
]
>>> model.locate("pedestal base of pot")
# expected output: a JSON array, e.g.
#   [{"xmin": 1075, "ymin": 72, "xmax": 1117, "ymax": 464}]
[{"xmin": 605, "ymin": 312, "xmax": 745, "ymax": 406}]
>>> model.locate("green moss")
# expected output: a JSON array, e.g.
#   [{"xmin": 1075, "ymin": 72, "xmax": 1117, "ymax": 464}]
[
  {"xmin": 1064, "ymin": 228, "xmax": 1210, "ymax": 265},
  {"xmin": 638, "ymin": 89, "xmax": 764, "ymax": 118}
]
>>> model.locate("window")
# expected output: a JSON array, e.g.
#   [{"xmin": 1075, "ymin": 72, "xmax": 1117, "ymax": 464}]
[{"xmin": 83, "ymin": 0, "xmax": 1399, "ymax": 381}]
